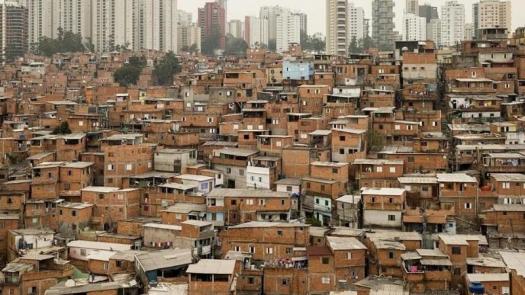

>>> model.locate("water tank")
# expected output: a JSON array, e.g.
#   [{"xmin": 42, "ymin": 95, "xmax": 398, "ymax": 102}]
[{"xmin": 469, "ymin": 282, "xmax": 485, "ymax": 294}]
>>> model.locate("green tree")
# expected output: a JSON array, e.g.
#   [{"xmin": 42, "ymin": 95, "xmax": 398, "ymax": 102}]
[
  {"xmin": 349, "ymin": 36, "xmax": 359, "ymax": 53},
  {"xmin": 52, "ymin": 122, "xmax": 72, "ymax": 135},
  {"xmin": 367, "ymin": 129, "xmax": 385, "ymax": 152},
  {"xmin": 181, "ymin": 43, "xmax": 199, "ymax": 54},
  {"xmin": 361, "ymin": 36, "xmax": 376, "ymax": 51},
  {"xmin": 37, "ymin": 28, "xmax": 85, "ymax": 56},
  {"xmin": 302, "ymin": 34, "xmax": 325, "ymax": 53},
  {"xmin": 153, "ymin": 52, "xmax": 181, "ymax": 86},
  {"xmin": 202, "ymin": 28, "xmax": 222, "ymax": 56},
  {"xmin": 113, "ymin": 56, "xmax": 146, "ymax": 86},
  {"xmin": 224, "ymin": 35, "xmax": 248, "ymax": 56}
]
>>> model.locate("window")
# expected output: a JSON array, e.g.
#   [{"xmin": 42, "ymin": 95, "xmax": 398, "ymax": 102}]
[
  {"xmin": 234, "ymin": 246, "xmax": 240, "ymax": 252},
  {"xmin": 332, "ymin": 168, "xmax": 338, "ymax": 174},
  {"xmin": 266, "ymin": 247, "xmax": 273, "ymax": 254},
  {"xmin": 321, "ymin": 257, "xmax": 330, "ymax": 264},
  {"xmin": 376, "ymin": 166, "xmax": 383, "ymax": 173},
  {"xmin": 249, "ymin": 246, "xmax": 255, "ymax": 253},
  {"xmin": 226, "ymin": 168, "xmax": 231, "ymax": 174},
  {"xmin": 464, "ymin": 203, "xmax": 472, "ymax": 209},
  {"xmin": 286, "ymin": 247, "xmax": 293, "ymax": 254},
  {"xmin": 339, "ymin": 136, "xmax": 346, "ymax": 141},
  {"xmin": 281, "ymin": 279, "xmax": 289, "ymax": 286},
  {"xmin": 322, "ymin": 277, "xmax": 331, "ymax": 284},
  {"xmin": 388, "ymin": 215, "xmax": 396, "ymax": 221},
  {"xmin": 248, "ymin": 277, "xmax": 255, "ymax": 284},
  {"xmin": 452, "ymin": 246, "xmax": 461, "ymax": 255},
  {"xmin": 80, "ymin": 249, "xmax": 87, "ymax": 256},
  {"xmin": 71, "ymin": 210, "xmax": 76, "ymax": 217},
  {"xmin": 389, "ymin": 167, "xmax": 396, "ymax": 173},
  {"xmin": 259, "ymin": 199, "xmax": 266, "ymax": 206},
  {"xmin": 239, "ymin": 169, "xmax": 244, "ymax": 176},
  {"xmin": 388, "ymin": 251, "xmax": 394, "ymax": 259},
  {"xmin": 246, "ymin": 199, "xmax": 253, "ymax": 205},
  {"xmin": 286, "ymin": 186, "xmax": 292, "ymax": 192},
  {"xmin": 502, "ymin": 182, "xmax": 510, "ymax": 189},
  {"xmin": 347, "ymin": 252, "xmax": 352, "ymax": 260},
  {"xmin": 339, "ymin": 149, "xmax": 345, "ymax": 155},
  {"xmin": 107, "ymin": 164, "xmax": 114, "ymax": 171},
  {"xmin": 277, "ymin": 230, "xmax": 283, "ymax": 236}
]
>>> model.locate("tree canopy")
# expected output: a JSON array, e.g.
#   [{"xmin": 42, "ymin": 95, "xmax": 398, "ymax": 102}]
[
  {"xmin": 349, "ymin": 36, "xmax": 376, "ymax": 54},
  {"xmin": 153, "ymin": 52, "xmax": 181, "ymax": 86},
  {"xmin": 301, "ymin": 33, "xmax": 325, "ymax": 53},
  {"xmin": 113, "ymin": 56, "xmax": 146, "ymax": 87},
  {"xmin": 224, "ymin": 35, "xmax": 248, "ymax": 56},
  {"xmin": 37, "ymin": 28, "xmax": 88, "ymax": 57},
  {"xmin": 52, "ymin": 122, "xmax": 72, "ymax": 135},
  {"xmin": 202, "ymin": 29, "xmax": 223, "ymax": 56}
]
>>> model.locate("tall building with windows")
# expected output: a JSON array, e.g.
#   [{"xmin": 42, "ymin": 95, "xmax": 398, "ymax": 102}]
[
  {"xmin": 402, "ymin": 13, "xmax": 426, "ymax": 41},
  {"xmin": 177, "ymin": 10, "xmax": 192, "ymax": 27},
  {"xmin": 419, "ymin": 4, "xmax": 439, "ymax": 23},
  {"xmin": 275, "ymin": 10, "xmax": 300, "ymax": 53},
  {"xmin": 260, "ymin": 6, "xmax": 286, "ymax": 42},
  {"xmin": 215, "ymin": 0, "xmax": 227, "ymax": 24},
  {"xmin": 198, "ymin": 1, "xmax": 226, "ymax": 50},
  {"xmin": 228, "ymin": 20, "xmax": 243, "ymax": 39},
  {"xmin": 464, "ymin": 23, "xmax": 475, "ymax": 40},
  {"xmin": 348, "ymin": 2, "xmax": 365, "ymax": 42},
  {"xmin": 406, "ymin": 0, "xmax": 419, "ymax": 15},
  {"xmin": 473, "ymin": 0, "xmax": 511, "ymax": 37},
  {"xmin": 90, "ymin": 0, "xmax": 140, "ymax": 52},
  {"xmin": 20, "ymin": 0, "xmax": 55, "ymax": 49},
  {"xmin": 441, "ymin": 0, "xmax": 465, "ymax": 47},
  {"xmin": 0, "ymin": 1, "xmax": 28, "ymax": 62},
  {"xmin": 245, "ymin": 16, "xmax": 268, "ymax": 47},
  {"xmin": 372, "ymin": 0, "xmax": 395, "ymax": 50},
  {"xmin": 142, "ymin": 0, "xmax": 178, "ymax": 52},
  {"xmin": 177, "ymin": 24, "xmax": 201, "ymax": 53},
  {"xmin": 55, "ymin": 0, "xmax": 92, "ymax": 42},
  {"xmin": 326, "ymin": 0, "xmax": 348, "ymax": 56},
  {"xmin": 297, "ymin": 12, "xmax": 307, "ymax": 36},
  {"xmin": 429, "ymin": 18, "xmax": 442, "ymax": 45}
]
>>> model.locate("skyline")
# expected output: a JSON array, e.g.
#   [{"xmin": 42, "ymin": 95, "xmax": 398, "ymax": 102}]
[{"xmin": 179, "ymin": 0, "xmax": 524, "ymax": 35}]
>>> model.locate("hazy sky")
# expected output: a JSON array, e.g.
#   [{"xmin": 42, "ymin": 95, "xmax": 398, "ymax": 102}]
[{"xmin": 179, "ymin": 0, "xmax": 523, "ymax": 35}]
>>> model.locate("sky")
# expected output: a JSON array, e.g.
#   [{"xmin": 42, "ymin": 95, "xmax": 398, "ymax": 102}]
[{"xmin": 179, "ymin": 0, "xmax": 524, "ymax": 36}]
